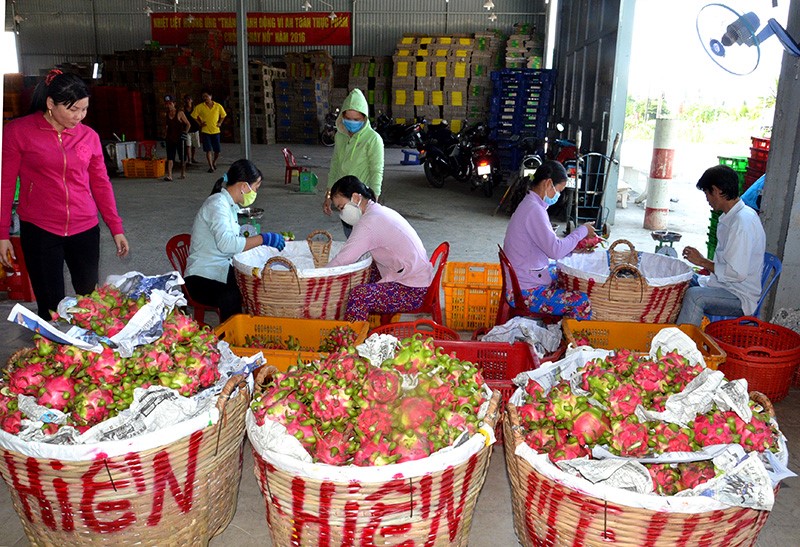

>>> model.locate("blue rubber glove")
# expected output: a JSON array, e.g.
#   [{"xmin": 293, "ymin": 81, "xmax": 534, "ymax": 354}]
[{"xmin": 261, "ymin": 232, "xmax": 285, "ymax": 251}]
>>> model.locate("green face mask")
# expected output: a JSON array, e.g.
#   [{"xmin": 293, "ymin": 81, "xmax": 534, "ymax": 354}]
[{"xmin": 241, "ymin": 183, "xmax": 257, "ymax": 207}]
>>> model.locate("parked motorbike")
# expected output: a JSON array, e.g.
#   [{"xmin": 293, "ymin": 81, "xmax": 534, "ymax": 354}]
[
  {"xmin": 319, "ymin": 108, "xmax": 339, "ymax": 147},
  {"xmin": 375, "ymin": 111, "xmax": 425, "ymax": 148},
  {"xmin": 420, "ymin": 121, "xmax": 500, "ymax": 197}
]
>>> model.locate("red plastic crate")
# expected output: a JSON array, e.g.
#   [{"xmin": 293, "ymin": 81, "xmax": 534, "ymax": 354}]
[
  {"xmin": 749, "ymin": 147, "xmax": 769, "ymax": 162},
  {"xmin": 435, "ymin": 339, "xmax": 539, "ymax": 443},
  {"xmin": 751, "ymin": 136, "xmax": 771, "ymax": 150},
  {"xmin": 369, "ymin": 318, "xmax": 460, "ymax": 340},
  {"xmin": 748, "ymin": 158, "xmax": 767, "ymax": 173}
]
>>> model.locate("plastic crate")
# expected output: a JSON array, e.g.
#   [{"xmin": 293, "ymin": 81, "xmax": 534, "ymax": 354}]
[
  {"xmin": 214, "ymin": 315, "xmax": 370, "ymax": 371},
  {"xmin": 442, "ymin": 262, "xmax": 503, "ymax": 331},
  {"xmin": 748, "ymin": 158, "xmax": 767, "ymax": 173},
  {"xmin": 122, "ymin": 158, "xmax": 166, "ymax": 178},
  {"xmin": 369, "ymin": 318, "xmax": 460, "ymax": 340},
  {"xmin": 435, "ymin": 339, "xmax": 540, "ymax": 443},
  {"xmin": 562, "ymin": 319, "xmax": 727, "ymax": 369},
  {"xmin": 717, "ymin": 155, "xmax": 748, "ymax": 172},
  {"xmin": 751, "ymin": 136, "xmax": 770, "ymax": 150},
  {"xmin": 749, "ymin": 147, "xmax": 769, "ymax": 162}
]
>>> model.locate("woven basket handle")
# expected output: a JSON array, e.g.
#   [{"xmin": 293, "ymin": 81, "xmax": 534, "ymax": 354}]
[
  {"xmin": 605, "ymin": 263, "xmax": 645, "ymax": 303},
  {"xmin": 608, "ymin": 239, "xmax": 636, "ymax": 254},
  {"xmin": 749, "ymin": 390, "xmax": 775, "ymax": 417},
  {"xmin": 608, "ymin": 238, "xmax": 637, "ymax": 268},
  {"xmin": 214, "ymin": 374, "xmax": 248, "ymax": 414},
  {"xmin": 263, "ymin": 256, "xmax": 301, "ymax": 294},
  {"xmin": 306, "ymin": 230, "xmax": 333, "ymax": 268},
  {"xmin": 254, "ymin": 365, "xmax": 280, "ymax": 395}
]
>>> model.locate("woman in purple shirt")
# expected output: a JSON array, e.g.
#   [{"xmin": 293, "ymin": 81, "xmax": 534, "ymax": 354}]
[
  {"xmin": 502, "ymin": 161, "xmax": 595, "ymax": 319},
  {"xmin": 326, "ymin": 176, "xmax": 434, "ymax": 321}
]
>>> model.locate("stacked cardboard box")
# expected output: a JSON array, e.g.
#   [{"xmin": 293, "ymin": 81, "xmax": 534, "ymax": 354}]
[
  {"xmin": 391, "ymin": 33, "xmax": 503, "ymax": 131},
  {"xmin": 230, "ymin": 61, "xmax": 284, "ymax": 144},
  {"xmin": 275, "ymin": 51, "xmax": 333, "ymax": 144},
  {"xmin": 504, "ymin": 23, "xmax": 544, "ymax": 69},
  {"xmin": 348, "ymin": 56, "xmax": 392, "ymax": 118}
]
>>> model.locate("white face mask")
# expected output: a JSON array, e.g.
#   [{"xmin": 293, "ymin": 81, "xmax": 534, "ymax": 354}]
[{"xmin": 339, "ymin": 196, "xmax": 363, "ymax": 226}]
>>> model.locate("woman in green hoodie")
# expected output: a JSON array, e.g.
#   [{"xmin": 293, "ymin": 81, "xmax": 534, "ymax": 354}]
[{"xmin": 322, "ymin": 88, "xmax": 384, "ymax": 237}]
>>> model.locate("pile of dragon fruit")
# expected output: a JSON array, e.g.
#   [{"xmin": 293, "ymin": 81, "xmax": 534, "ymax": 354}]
[
  {"xmin": 517, "ymin": 349, "xmax": 780, "ymax": 495},
  {"xmin": 0, "ymin": 309, "xmax": 221, "ymax": 436},
  {"xmin": 50, "ymin": 285, "xmax": 146, "ymax": 337},
  {"xmin": 244, "ymin": 325, "xmax": 358, "ymax": 352},
  {"xmin": 251, "ymin": 334, "xmax": 488, "ymax": 466}
]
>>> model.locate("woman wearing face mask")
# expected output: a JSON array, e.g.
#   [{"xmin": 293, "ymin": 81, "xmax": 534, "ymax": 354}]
[
  {"xmin": 325, "ymin": 176, "xmax": 433, "ymax": 321},
  {"xmin": 184, "ymin": 159, "xmax": 285, "ymax": 321},
  {"xmin": 322, "ymin": 88, "xmax": 384, "ymax": 238},
  {"xmin": 502, "ymin": 160, "xmax": 596, "ymax": 320},
  {"xmin": 0, "ymin": 69, "xmax": 130, "ymax": 320}
]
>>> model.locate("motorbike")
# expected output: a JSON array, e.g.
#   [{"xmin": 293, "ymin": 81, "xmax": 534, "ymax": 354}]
[
  {"xmin": 420, "ymin": 121, "xmax": 500, "ymax": 197},
  {"xmin": 319, "ymin": 108, "xmax": 339, "ymax": 147},
  {"xmin": 375, "ymin": 111, "xmax": 425, "ymax": 148}
]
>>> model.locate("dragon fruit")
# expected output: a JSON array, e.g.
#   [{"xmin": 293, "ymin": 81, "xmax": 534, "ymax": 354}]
[
  {"xmin": 693, "ymin": 413, "xmax": 737, "ymax": 446},
  {"xmin": 606, "ymin": 383, "xmax": 644, "ymax": 417},
  {"xmin": 551, "ymin": 429, "xmax": 589, "ymax": 461},
  {"xmin": 397, "ymin": 396, "xmax": 437, "ymax": 431},
  {"xmin": 314, "ymin": 426, "xmax": 355, "ymax": 465},
  {"xmin": 651, "ymin": 422, "xmax": 695, "ymax": 453},
  {"xmin": 37, "ymin": 375, "xmax": 77, "ymax": 411},
  {"xmin": 355, "ymin": 405, "xmax": 394, "ymax": 437},
  {"xmin": 362, "ymin": 367, "xmax": 402, "ymax": 403},
  {"xmin": 352, "ymin": 437, "xmax": 399, "ymax": 467},
  {"xmin": 609, "ymin": 416, "xmax": 650, "ymax": 457},
  {"xmin": 646, "ymin": 463, "xmax": 682, "ymax": 495},
  {"xmin": 71, "ymin": 386, "xmax": 116, "ymax": 427},
  {"xmin": 517, "ymin": 399, "xmax": 554, "ymax": 423},
  {"xmin": 84, "ymin": 347, "xmax": 125, "ymax": 385},
  {"xmin": 550, "ymin": 380, "xmax": 588, "ymax": 424},
  {"xmin": 0, "ymin": 393, "xmax": 22, "ymax": 434},
  {"xmin": 285, "ymin": 417, "xmax": 316, "ymax": 450},
  {"xmin": 523, "ymin": 420, "xmax": 556, "ymax": 453},
  {"xmin": 678, "ymin": 461, "xmax": 716, "ymax": 490},
  {"xmin": 310, "ymin": 382, "xmax": 355, "ymax": 426},
  {"xmin": 570, "ymin": 406, "xmax": 611, "ymax": 446},
  {"xmin": 579, "ymin": 361, "xmax": 620, "ymax": 402},
  {"xmin": 392, "ymin": 430, "xmax": 433, "ymax": 463},
  {"xmin": 319, "ymin": 326, "xmax": 358, "ymax": 352},
  {"xmin": 631, "ymin": 361, "xmax": 670, "ymax": 392},
  {"xmin": 6, "ymin": 360, "xmax": 47, "ymax": 396}
]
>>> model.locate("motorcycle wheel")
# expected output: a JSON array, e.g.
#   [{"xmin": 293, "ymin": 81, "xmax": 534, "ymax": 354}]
[
  {"xmin": 424, "ymin": 161, "xmax": 447, "ymax": 188},
  {"xmin": 482, "ymin": 179, "xmax": 494, "ymax": 197},
  {"xmin": 320, "ymin": 130, "xmax": 335, "ymax": 147}
]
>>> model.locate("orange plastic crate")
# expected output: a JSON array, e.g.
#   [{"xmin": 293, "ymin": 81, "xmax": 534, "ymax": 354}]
[
  {"xmin": 214, "ymin": 315, "xmax": 369, "ymax": 371},
  {"xmin": 122, "ymin": 158, "xmax": 166, "ymax": 178},
  {"xmin": 562, "ymin": 319, "xmax": 726, "ymax": 369},
  {"xmin": 442, "ymin": 262, "xmax": 502, "ymax": 331}
]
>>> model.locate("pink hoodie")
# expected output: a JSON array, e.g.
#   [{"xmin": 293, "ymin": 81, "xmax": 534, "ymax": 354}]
[{"xmin": 1, "ymin": 112, "xmax": 124, "ymax": 239}]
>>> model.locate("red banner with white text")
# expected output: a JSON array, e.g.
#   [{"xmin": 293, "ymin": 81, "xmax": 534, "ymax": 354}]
[{"xmin": 150, "ymin": 12, "xmax": 351, "ymax": 46}]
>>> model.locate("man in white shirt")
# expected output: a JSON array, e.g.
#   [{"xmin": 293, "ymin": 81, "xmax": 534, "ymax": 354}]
[{"xmin": 677, "ymin": 165, "xmax": 766, "ymax": 326}]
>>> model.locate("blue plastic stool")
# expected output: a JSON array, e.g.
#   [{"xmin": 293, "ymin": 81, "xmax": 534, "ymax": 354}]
[{"xmin": 401, "ymin": 149, "xmax": 420, "ymax": 165}]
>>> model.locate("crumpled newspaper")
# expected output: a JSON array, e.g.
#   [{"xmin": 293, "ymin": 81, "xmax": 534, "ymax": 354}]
[
  {"xmin": 356, "ymin": 333, "xmax": 399, "ymax": 367},
  {"xmin": 480, "ymin": 316, "xmax": 563, "ymax": 357},
  {"xmin": 771, "ymin": 308, "xmax": 800, "ymax": 334},
  {"xmin": 557, "ymin": 457, "xmax": 654, "ymax": 494},
  {"xmin": 649, "ymin": 327, "xmax": 706, "ymax": 367}
]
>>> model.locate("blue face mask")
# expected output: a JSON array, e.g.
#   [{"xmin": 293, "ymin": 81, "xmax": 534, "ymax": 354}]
[
  {"xmin": 544, "ymin": 188, "xmax": 561, "ymax": 207},
  {"xmin": 343, "ymin": 119, "xmax": 365, "ymax": 133}
]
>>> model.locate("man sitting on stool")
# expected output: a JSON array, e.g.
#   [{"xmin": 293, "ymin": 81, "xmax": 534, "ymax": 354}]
[{"xmin": 676, "ymin": 165, "xmax": 765, "ymax": 326}]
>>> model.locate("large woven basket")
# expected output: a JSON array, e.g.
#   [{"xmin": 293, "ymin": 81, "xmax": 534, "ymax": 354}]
[
  {"xmin": 249, "ymin": 367, "xmax": 501, "ymax": 546},
  {"xmin": 503, "ymin": 395, "xmax": 777, "ymax": 547},
  {"xmin": 234, "ymin": 230, "xmax": 372, "ymax": 320},
  {"xmin": 0, "ymin": 372, "xmax": 250, "ymax": 546},
  {"xmin": 558, "ymin": 239, "xmax": 692, "ymax": 323}
]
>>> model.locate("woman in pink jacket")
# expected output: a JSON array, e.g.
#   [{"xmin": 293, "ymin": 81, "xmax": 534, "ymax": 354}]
[
  {"xmin": 326, "ymin": 175, "xmax": 433, "ymax": 321},
  {"xmin": 0, "ymin": 69, "xmax": 130, "ymax": 319}
]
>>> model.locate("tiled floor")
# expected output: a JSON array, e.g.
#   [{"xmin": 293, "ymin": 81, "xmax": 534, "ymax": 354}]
[{"xmin": 0, "ymin": 144, "xmax": 796, "ymax": 545}]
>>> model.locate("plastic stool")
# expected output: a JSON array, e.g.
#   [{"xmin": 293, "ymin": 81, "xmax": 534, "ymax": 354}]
[
  {"xmin": 401, "ymin": 149, "xmax": 420, "ymax": 165},
  {"xmin": 137, "ymin": 140, "xmax": 160, "ymax": 159}
]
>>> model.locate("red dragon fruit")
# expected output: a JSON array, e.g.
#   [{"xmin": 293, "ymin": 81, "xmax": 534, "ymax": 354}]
[
  {"xmin": 285, "ymin": 416, "xmax": 316, "ymax": 451},
  {"xmin": 313, "ymin": 426, "xmax": 356, "ymax": 465},
  {"xmin": 738, "ymin": 413, "xmax": 776, "ymax": 452},
  {"xmin": 517, "ymin": 399, "xmax": 554, "ymax": 423},
  {"xmin": 646, "ymin": 463, "xmax": 682, "ymax": 495},
  {"xmin": 525, "ymin": 379, "xmax": 545, "ymax": 400},
  {"xmin": 606, "ymin": 383, "xmax": 645, "ymax": 417},
  {"xmin": 84, "ymin": 347, "xmax": 125, "ymax": 385},
  {"xmin": 650, "ymin": 422, "xmax": 695, "ymax": 453},
  {"xmin": 7, "ymin": 360, "xmax": 47, "ymax": 396},
  {"xmin": 355, "ymin": 405, "xmax": 394, "ymax": 437},
  {"xmin": 310, "ymin": 382, "xmax": 355, "ymax": 426},
  {"xmin": 579, "ymin": 361, "xmax": 620, "ymax": 402},
  {"xmin": 352, "ymin": 437, "xmax": 399, "ymax": 467},
  {"xmin": 609, "ymin": 416, "xmax": 650, "ymax": 457},
  {"xmin": 570, "ymin": 406, "xmax": 611, "ymax": 446},
  {"xmin": 397, "ymin": 396, "xmax": 437, "ymax": 431},
  {"xmin": 37, "ymin": 375, "xmax": 77, "ymax": 411},
  {"xmin": 0, "ymin": 393, "xmax": 22, "ymax": 434},
  {"xmin": 550, "ymin": 380, "xmax": 588, "ymax": 424},
  {"xmin": 392, "ymin": 431, "xmax": 433, "ymax": 463},
  {"xmin": 523, "ymin": 420, "xmax": 556, "ymax": 453},
  {"xmin": 631, "ymin": 360, "xmax": 670, "ymax": 392},
  {"xmin": 678, "ymin": 461, "xmax": 716, "ymax": 490},
  {"xmin": 551, "ymin": 429, "xmax": 590, "ymax": 461},
  {"xmin": 318, "ymin": 326, "xmax": 359, "ymax": 352},
  {"xmin": 693, "ymin": 412, "xmax": 737, "ymax": 446},
  {"xmin": 362, "ymin": 367, "xmax": 402, "ymax": 403},
  {"xmin": 71, "ymin": 386, "xmax": 116, "ymax": 427}
]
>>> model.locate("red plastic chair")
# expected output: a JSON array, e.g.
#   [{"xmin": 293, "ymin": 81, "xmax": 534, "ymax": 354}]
[
  {"xmin": 137, "ymin": 140, "xmax": 160, "ymax": 160},
  {"xmin": 282, "ymin": 147, "xmax": 307, "ymax": 185},
  {"xmin": 166, "ymin": 234, "xmax": 220, "ymax": 326},
  {"xmin": 496, "ymin": 246, "xmax": 560, "ymax": 326},
  {"xmin": 379, "ymin": 242, "xmax": 449, "ymax": 326}
]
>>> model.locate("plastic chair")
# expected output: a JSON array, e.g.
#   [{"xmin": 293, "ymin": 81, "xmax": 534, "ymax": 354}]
[
  {"xmin": 282, "ymin": 147, "xmax": 307, "ymax": 185},
  {"xmin": 496, "ymin": 246, "xmax": 561, "ymax": 326},
  {"xmin": 165, "ymin": 234, "xmax": 220, "ymax": 326},
  {"xmin": 707, "ymin": 252, "xmax": 782, "ymax": 322},
  {"xmin": 379, "ymin": 242, "xmax": 449, "ymax": 326}
]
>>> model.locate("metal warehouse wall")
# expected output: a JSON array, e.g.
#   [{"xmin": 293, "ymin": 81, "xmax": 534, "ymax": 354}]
[{"xmin": 10, "ymin": 0, "xmax": 545, "ymax": 74}]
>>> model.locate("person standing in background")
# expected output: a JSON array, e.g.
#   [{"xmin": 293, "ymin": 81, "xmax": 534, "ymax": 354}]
[
  {"xmin": 163, "ymin": 95, "xmax": 190, "ymax": 181},
  {"xmin": 0, "ymin": 69, "xmax": 130, "ymax": 319},
  {"xmin": 191, "ymin": 90, "xmax": 226, "ymax": 173},
  {"xmin": 322, "ymin": 88, "xmax": 384, "ymax": 237},
  {"xmin": 183, "ymin": 94, "xmax": 201, "ymax": 164}
]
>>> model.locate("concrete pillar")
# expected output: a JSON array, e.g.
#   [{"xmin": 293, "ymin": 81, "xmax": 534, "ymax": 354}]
[{"xmin": 642, "ymin": 118, "xmax": 678, "ymax": 230}]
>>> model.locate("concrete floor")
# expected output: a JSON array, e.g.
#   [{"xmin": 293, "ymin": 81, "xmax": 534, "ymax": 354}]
[{"xmin": 0, "ymin": 143, "xmax": 796, "ymax": 545}]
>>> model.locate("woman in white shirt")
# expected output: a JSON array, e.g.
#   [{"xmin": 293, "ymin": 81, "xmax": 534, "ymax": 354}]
[{"xmin": 184, "ymin": 159, "xmax": 285, "ymax": 320}]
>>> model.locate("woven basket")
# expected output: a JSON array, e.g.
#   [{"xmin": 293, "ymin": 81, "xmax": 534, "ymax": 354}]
[
  {"xmin": 249, "ymin": 366, "xmax": 500, "ymax": 546},
  {"xmin": 558, "ymin": 240, "xmax": 691, "ymax": 323},
  {"xmin": 234, "ymin": 231, "xmax": 372, "ymax": 320},
  {"xmin": 0, "ymin": 370, "xmax": 250, "ymax": 546},
  {"xmin": 503, "ymin": 393, "xmax": 777, "ymax": 547},
  {"xmin": 706, "ymin": 317, "xmax": 800, "ymax": 402}
]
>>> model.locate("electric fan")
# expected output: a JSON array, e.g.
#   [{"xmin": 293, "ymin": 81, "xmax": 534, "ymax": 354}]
[{"xmin": 697, "ymin": 2, "xmax": 800, "ymax": 75}]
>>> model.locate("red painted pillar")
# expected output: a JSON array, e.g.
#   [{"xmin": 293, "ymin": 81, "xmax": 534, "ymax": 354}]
[{"xmin": 643, "ymin": 118, "xmax": 677, "ymax": 230}]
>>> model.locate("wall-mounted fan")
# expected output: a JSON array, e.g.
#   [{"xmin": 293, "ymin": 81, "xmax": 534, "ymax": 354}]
[{"xmin": 697, "ymin": 2, "xmax": 800, "ymax": 75}]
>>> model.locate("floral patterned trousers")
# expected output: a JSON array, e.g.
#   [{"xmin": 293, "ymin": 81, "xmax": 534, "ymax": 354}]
[{"xmin": 509, "ymin": 264, "xmax": 592, "ymax": 320}]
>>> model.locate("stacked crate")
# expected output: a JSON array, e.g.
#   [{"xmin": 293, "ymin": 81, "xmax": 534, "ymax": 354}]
[
  {"xmin": 230, "ymin": 61, "xmax": 283, "ymax": 144},
  {"xmin": 275, "ymin": 51, "xmax": 333, "ymax": 144},
  {"xmin": 746, "ymin": 136, "xmax": 770, "ymax": 191},
  {"xmin": 489, "ymin": 68, "xmax": 556, "ymax": 171},
  {"xmin": 504, "ymin": 23, "xmax": 545, "ymax": 69},
  {"xmin": 391, "ymin": 34, "xmax": 503, "ymax": 132},
  {"xmin": 707, "ymin": 155, "xmax": 748, "ymax": 259},
  {"xmin": 348, "ymin": 56, "xmax": 392, "ymax": 117}
]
